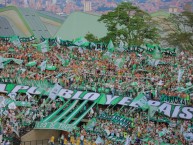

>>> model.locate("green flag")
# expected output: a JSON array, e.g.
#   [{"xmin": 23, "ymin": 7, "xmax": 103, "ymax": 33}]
[
  {"xmin": 46, "ymin": 64, "xmax": 56, "ymax": 71},
  {"xmin": 107, "ymin": 40, "xmax": 114, "ymax": 52},
  {"xmin": 73, "ymin": 37, "xmax": 89, "ymax": 47},
  {"xmin": 148, "ymin": 105, "xmax": 158, "ymax": 118},
  {"xmin": 12, "ymin": 58, "xmax": 23, "ymax": 65},
  {"xmin": 152, "ymin": 47, "xmax": 162, "ymax": 59},
  {"xmin": 26, "ymin": 61, "xmax": 37, "ymax": 67},
  {"xmin": 131, "ymin": 93, "xmax": 148, "ymax": 111}
]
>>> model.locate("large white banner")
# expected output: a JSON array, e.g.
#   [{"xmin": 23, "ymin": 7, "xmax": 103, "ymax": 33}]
[{"xmin": 0, "ymin": 83, "xmax": 193, "ymax": 120}]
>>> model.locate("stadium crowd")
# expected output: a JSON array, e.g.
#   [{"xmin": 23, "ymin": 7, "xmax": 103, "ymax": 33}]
[{"xmin": 0, "ymin": 39, "xmax": 193, "ymax": 144}]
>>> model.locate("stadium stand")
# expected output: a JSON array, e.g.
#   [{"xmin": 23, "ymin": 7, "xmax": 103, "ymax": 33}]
[
  {"xmin": 37, "ymin": 10, "xmax": 66, "ymax": 23},
  {"xmin": 19, "ymin": 7, "xmax": 51, "ymax": 38},
  {"xmin": 0, "ymin": 6, "xmax": 32, "ymax": 37},
  {"xmin": 0, "ymin": 16, "xmax": 15, "ymax": 36}
]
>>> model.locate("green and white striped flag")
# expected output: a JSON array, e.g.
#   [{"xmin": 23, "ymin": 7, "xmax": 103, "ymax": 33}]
[
  {"xmin": 10, "ymin": 36, "xmax": 22, "ymax": 49},
  {"xmin": 73, "ymin": 37, "xmax": 89, "ymax": 47},
  {"xmin": 26, "ymin": 61, "xmax": 37, "ymax": 67},
  {"xmin": 131, "ymin": 93, "xmax": 148, "ymax": 111},
  {"xmin": 34, "ymin": 40, "xmax": 49, "ymax": 53}
]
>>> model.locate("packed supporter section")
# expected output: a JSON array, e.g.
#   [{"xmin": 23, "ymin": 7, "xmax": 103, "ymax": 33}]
[{"xmin": 0, "ymin": 35, "xmax": 192, "ymax": 145}]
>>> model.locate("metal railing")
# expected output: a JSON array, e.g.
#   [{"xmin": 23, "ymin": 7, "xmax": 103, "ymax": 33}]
[{"xmin": 21, "ymin": 139, "xmax": 60, "ymax": 145}]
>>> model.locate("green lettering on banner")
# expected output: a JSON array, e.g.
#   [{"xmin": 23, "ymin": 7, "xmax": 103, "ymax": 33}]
[
  {"xmin": 98, "ymin": 113, "xmax": 131, "ymax": 128},
  {"xmin": 34, "ymin": 121, "xmax": 75, "ymax": 132}
]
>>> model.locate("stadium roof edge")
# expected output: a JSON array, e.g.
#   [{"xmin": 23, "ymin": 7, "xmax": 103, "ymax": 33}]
[
  {"xmin": 55, "ymin": 11, "xmax": 107, "ymax": 40},
  {"xmin": 0, "ymin": 6, "xmax": 34, "ymax": 36},
  {"xmin": 150, "ymin": 10, "xmax": 170, "ymax": 18},
  {"xmin": 36, "ymin": 11, "xmax": 65, "ymax": 24}
]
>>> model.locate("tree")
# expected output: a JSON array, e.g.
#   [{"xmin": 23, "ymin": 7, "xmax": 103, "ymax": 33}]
[
  {"xmin": 85, "ymin": 32, "xmax": 99, "ymax": 43},
  {"xmin": 98, "ymin": 2, "xmax": 159, "ymax": 46},
  {"xmin": 162, "ymin": 11, "xmax": 193, "ymax": 51}
]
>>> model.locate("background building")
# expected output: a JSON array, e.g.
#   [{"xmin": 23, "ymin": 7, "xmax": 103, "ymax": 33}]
[{"xmin": 83, "ymin": 0, "xmax": 92, "ymax": 12}]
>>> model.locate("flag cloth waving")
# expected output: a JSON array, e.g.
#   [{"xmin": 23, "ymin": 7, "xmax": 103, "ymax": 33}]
[
  {"xmin": 131, "ymin": 93, "xmax": 148, "ymax": 111},
  {"xmin": 148, "ymin": 105, "xmax": 158, "ymax": 118},
  {"xmin": 178, "ymin": 69, "xmax": 184, "ymax": 83},
  {"xmin": 34, "ymin": 40, "xmax": 49, "ymax": 53},
  {"xmin": 10, "ymin": 36, "xmax": 22, "ymax": 49},
  {"xmin": 95, "ymin": 136, "xmax": 104, "ymax": 144},
  {"xmin": 117, "ymin": 40, "xmax": 125, "ymax": 52},
  {"xmin": 40, "ymin": 60, "xmax": 47, "ymax": 71},
  {"xmin": 8, "ymin": 102, "xmax": 17, "ymax": 110},
  {"xmin": 152, "ymin": 47, "xmax": 162, "ymax": 59},
  {"xmin": 73, "ymin": 37, "xmax": 89, "ymax": 47},
  {"xmin": 0, "ymin": 96, "xmax": 5, "ymax": 108},
  {"xmin": 49, "ymin": 83, "xmax": 62, "ymax": 100},
  {"xmin": 0, "ymin": 56, "xmax": 4, "ymax": 69},
  {"xmin": 107, "ymin": 40, "xmax": 115, "ymax": 52}
]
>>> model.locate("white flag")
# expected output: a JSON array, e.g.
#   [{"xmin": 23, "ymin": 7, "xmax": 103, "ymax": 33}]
[
  {"xmin": 8, "ymin": 102, "xmax": 17, "ymax": 110},
  {"xmin": 10, "ymin": 36, "xmax": 22, "ymax": 48},
  {"xmin": 148, "ymin": 59, "xmax": 159, "ymax": 67},
  {"xmin": 13, "ymin": 123, "xmax": 20, "ymax": 137},
  {"xmin": 0, "ymin": 96, "xmax": 5, "ymax": 108},
  {"xmin": 3, "ymin": 110, "xmax": 9, "ymax": 116},
  {"xmin": 25, "ymin": 108, "xmax": 30, "ymax": 116},
  {"xmin": 32, "ymin": 113, "xmax": 36, "ymax": 120},
  {"xmin": 56, "ymin": 37, "xmax": 61, "ymax": 48},
  {"xmin": 49, "ymin": 83, "xmax": 62, "ymax": 100},
  {"xmin": 78, "ymin": 47, "xmax": 84, "ymax": 53},
  {"xmin": 157, "ymin": 80, "xmax": 164, "ymax": 86},
  {"xmin": 95, "ymin": 136, "xmax": 104, "ymax": 144},
  {"xmin": 118, "ymin": 40, "xmax": 125, "ymax": 52},
  {"xmin": 178, "ymin": 69, "xmax": 184, "ymax": 83},
  {"xmin": 154, "ymin": 60, "xmax": 160, "ymax": 66},
  {"xmin": 40, "ymin": 60, "xmax": 47, "ymax": 71},
  {"xmin": 8, "ymin": 92, "xmax": 17, "ymax": 100},
  {"xmin": 0, "ymin": 56, "xmax": 4, "ymax": 69},
  {"xmin": 26, "ymin": 92, "xmax": 32, "ymax": 100},
  {"xmin": 124, "ymin": 135, "xmax": 131, "ymax": 145},
  {"xmin": 0, "ymin": 135, "xmax": 2, "ymax": 143}
]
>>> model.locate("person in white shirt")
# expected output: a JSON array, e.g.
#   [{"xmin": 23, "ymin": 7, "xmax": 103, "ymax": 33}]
[
  {"xmin": 80, "ymin": 134, "xmax": 84, "ymax": 145},
  {"xmin": 60, "ymin": 134, "xmax": 64, "ymax": 145},
  {"xmin": 124, "ymin": 135, "xmax": 131, "ymax": 145}
]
